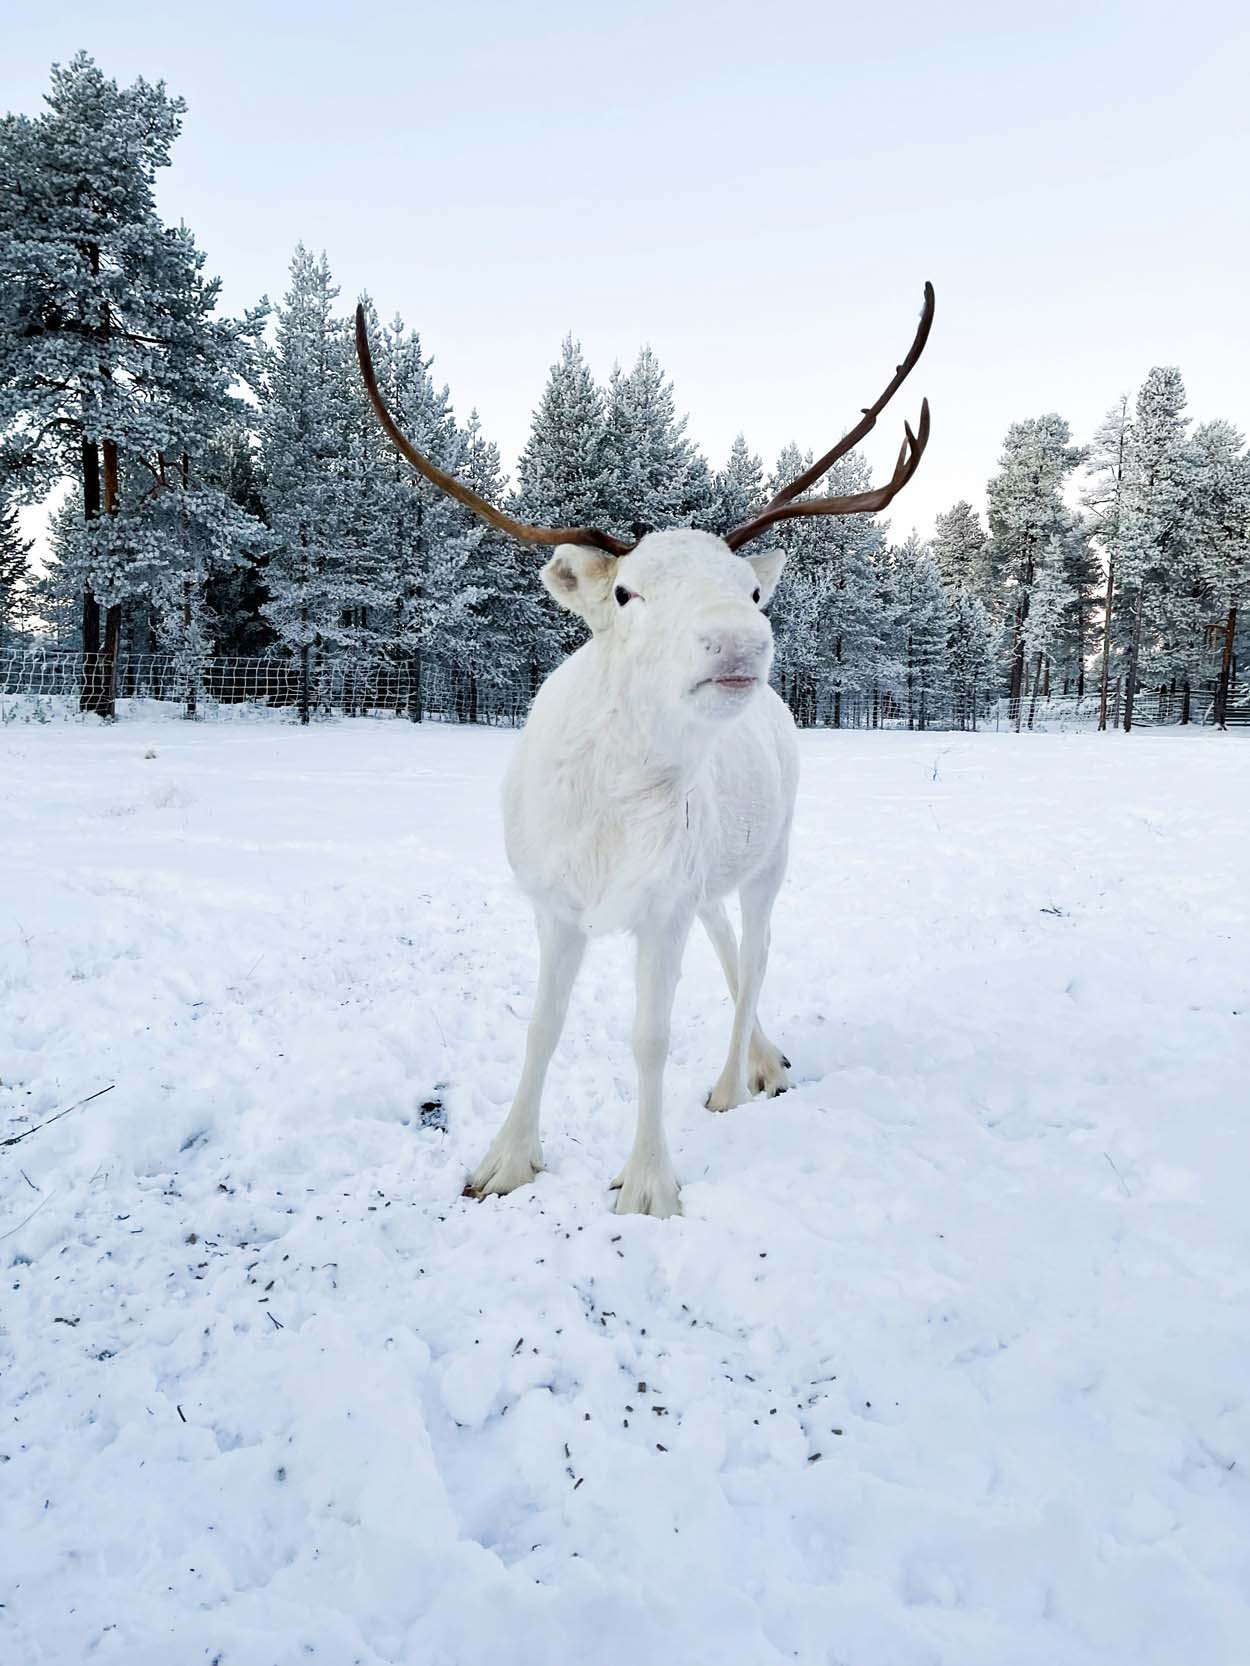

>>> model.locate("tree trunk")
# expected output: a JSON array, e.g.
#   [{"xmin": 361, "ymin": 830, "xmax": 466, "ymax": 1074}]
[
  {"xmin": 184, "ymin": 580, "xmax": 198, "ymax": 719},
  {"xmin": 96, "ymin": 438, "xmax": 122, "ymax": 719},
  {"xmin": 1027, "ymin": 652, "xmax": 1043, "ymax": 730},
  {"xmin": 80, "ymin": 437, "xmax": 104, "ymax": 713},
  {"xmin": 1215, "ymin": 603, "xmax": 1237, "ymax": 730},
  {"xmin": 1097, "ymin": 552, "xmax": 1115, "ymax": 731},
  {"xmin": 1123, "ymin": 586, "xmax": 1145, "ymax": 732},
  {"xmin": 1008, "ymin": 599, "xmax": 1026, "ymax": 724},
  {"xmin": 299, "ymin": 643, "xmax": 311, "ymax": 726},
  {"xmin": 1181, "ymin": 679, "xmax": 1191, "ymax": 726}
]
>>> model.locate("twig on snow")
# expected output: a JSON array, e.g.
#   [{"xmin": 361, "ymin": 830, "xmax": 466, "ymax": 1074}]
[
  {"xmin": 1104, "ymin": 1152, "xmax": 1132, "ymax": 1197},
  {"xmin": 0, "ymin": 1188, "xmax": 58, "ymax": 1243},
  {"xmin": 1, "ymin": 1085, "xmax": 115, "ymax": 1150}
]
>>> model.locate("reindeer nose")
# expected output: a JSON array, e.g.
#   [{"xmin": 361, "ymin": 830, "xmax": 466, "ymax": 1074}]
[{"xmin": 699, "ymin": 622, "xmax": 771, "ymax": 673}]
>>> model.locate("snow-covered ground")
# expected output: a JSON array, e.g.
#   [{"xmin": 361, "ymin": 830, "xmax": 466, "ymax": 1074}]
[{"xmin": 2, "ymin": 720, "xmax": 1248, "ymax": 1666}]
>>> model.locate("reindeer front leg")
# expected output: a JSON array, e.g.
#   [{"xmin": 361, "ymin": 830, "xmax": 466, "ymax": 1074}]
[
  {"xmin": 612, "ymin": 908, "xmax": 693, "ymax": 1218},
  {"xmin": 466, "ymin": 906, "xmax": 585, "ymax": 1198}
]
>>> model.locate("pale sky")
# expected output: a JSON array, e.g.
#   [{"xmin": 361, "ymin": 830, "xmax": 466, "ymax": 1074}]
[{"xmin": 6, "ymin": 0, "xmax": 1249, "ymax": 546}]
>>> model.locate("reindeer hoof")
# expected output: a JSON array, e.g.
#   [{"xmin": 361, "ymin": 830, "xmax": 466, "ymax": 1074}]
[
  {"xmin": 465, "ymin": 1143, "xmax": 541, "ymax": 1199},
  {"xmin": 612, "ymin": 1163, "xmax": 681, "ymax": 1219},
  {"xmin": 748, "ymin": 1043, "xmax": 792, "ymax": 1099},
  {"xmin": 705, "ymin": 1082, "xmax": 748, "ymax": 1113}
]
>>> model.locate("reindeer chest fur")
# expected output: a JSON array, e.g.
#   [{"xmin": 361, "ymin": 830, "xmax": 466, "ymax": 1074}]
[{"xmin": 504, "ymin": 656, "xmax": 797, "ymax": 934}]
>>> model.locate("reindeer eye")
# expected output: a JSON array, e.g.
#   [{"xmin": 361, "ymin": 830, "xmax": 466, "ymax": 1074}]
[
  {"xmin": 752, "ymin": 588, "xmax": 761, "ymax": 604},
  {"xmin": 614, "ymin": 585, "xmax": 633, "ymax": 607}
]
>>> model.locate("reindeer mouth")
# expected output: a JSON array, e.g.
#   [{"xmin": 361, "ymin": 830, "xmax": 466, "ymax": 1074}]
[{"xmin": 696, "ymin": 674, "xmax": 760, "ymax": 695}]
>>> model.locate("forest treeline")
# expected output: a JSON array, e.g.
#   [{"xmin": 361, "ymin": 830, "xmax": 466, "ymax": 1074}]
[{"xmin": 2, "ymin": 56, "xmax": 1247, "ymax": 728}]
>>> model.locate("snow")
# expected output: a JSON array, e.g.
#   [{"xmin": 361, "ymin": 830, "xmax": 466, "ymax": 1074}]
[{"xmin": 2, "ymin": 720, "xmax": 1248, "ymax": 1666}]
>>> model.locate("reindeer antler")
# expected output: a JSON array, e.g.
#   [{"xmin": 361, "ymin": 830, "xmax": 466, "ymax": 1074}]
[
  {"xmin": 354, "ymin": 305, "xmax": 632, "ymax": 557},
  {"xmin": 725, "ymin": 282, "xmax": 934, "ymax": 551}
]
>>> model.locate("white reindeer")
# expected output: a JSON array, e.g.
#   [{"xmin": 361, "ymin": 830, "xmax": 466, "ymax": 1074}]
[{"xmin": 355, "ymin": 286, "xmax": 934, "ymax": 1216}]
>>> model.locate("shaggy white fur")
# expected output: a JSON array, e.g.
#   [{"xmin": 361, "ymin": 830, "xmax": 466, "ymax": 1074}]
[{"xmin": 467, "ymin": 529, "xmax": 799, "ymax": 1217}]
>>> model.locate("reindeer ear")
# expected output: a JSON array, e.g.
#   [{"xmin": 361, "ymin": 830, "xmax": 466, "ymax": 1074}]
[
  {"xmin": 541, "ymin": 545, "xmax": 619, "ymax": 633},
  {"xmin": 746, "ymin": 548, "xmax": 786, "ymax": 606}
]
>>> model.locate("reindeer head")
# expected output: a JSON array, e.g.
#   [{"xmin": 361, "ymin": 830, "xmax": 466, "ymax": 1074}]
[
  {"xmin": 538, "ymin": 530, "xmax": 784, "ymax": 721},
  {"xmin": 354, "ymin": 284, "xmax": 934, "ymax": 724}
]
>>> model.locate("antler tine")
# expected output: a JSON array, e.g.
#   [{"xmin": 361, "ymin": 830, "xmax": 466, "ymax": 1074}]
[
  {"xmin": 765, "ymin": 281, "xmax": 933, "ymax": 513},
  {"xmin": 725, "ymin": 283, "xmax": 934, "ymax": 552},
  {"xmin": 725, "ymin": 396, "xmax": 930, "ymax": 550},
  {"xmin": 354, "ymin": 305, "xmax": 632, "ymax": 558}
]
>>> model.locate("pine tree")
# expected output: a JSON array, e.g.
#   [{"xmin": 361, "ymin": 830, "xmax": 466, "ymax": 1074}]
[
  {"xmin": 335, "ymin": 297, "xmax": 410, "ymax": 662},
  {"xmin": 714, "ymin": 435, "xmax": 766, "ymax": 534},
  {"xmin": 1119, "ymin": 368, "xmax": 1192, "ymax": 731},
  {"xmin": 1083, "ymin": 396, "xmax": 1133, "ymax": 727},
  {"xmin": 947, "ymin": 590, "xmax": 993, "ymax": 729},
  {"xmin": 929, "ymin": 500, "xmax": 994, "ymax": 605},
  {"xmin": 512, "ymin": 336, "xmax": 611, "ymax": 671},
  {"xmin": 763, "ymin": 443, "xmax": 820, "ymax": 721},
  {"xmin": 1190, "ymin": 420, "xmax": 1250, "ymax": 728},
  {"xmin": 261, "ymin": 247, "xmax": 352, "ymax": 719},
  {"xmin": 602, "ymin": 347, "xmax": 700, "ymax": 538},
  {"xmin": 888, "ymin": 536, "xmax": 949, "ymax": 730},
  {"xmin": 809, "ymin": 454, "xmax": 889, "ymax": 726},
  {"xmin": 447, "ymin": 411, "xmax": 523, "ymax": 717},
  {"xmin": 29, "ymin": 491, "xmax": 78, "ymax": 645},
  {"xmin": 372, "ymin": 312, "xmax": 481, "ymax": 716},
  {"xmin": 1022, "ymin": 538, "xmax": 1076, "ymax": 724},
  {"xmin": 203, "ymin": 428, "xmax": 275, "ymax": 656},
  {"xmin": 0, "ymin": 55, "xmax": 264, "ymax": 714},
  {"xmin": 987, "ymin": 415, "xmax": 1085, "ymax": 719},
  {"xmin": 1055, "ymin": 523, "xmax": 1101, "ymax": 697}
]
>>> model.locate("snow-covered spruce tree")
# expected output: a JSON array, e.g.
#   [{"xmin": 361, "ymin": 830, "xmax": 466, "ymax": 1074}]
[
  {"xmin": 1189, "ymin": 420, "xmax": 1250, "ymax": 727},
  {"xmin": 888, "ymin": 535, "xmax": 949, "ymax": 730},
  {"xmin": 986, "ymin": 415, "xmax": 1085, "ymax": 718},
  {"xmin": 369, "ymin": 311, "xmax": 482, "ymax": 719},
  {"xmin": 261, "ymin": 248, "xmax": 353, "ymax": 719},
  {"xmin": 714, "ymin": 434, "xmax": 767, "ymax": 533},
  {"xmin": 203, "ymin": 427, "xmax": 275, "ymax": 656},
  {"xmin": 27, "ymin": 490, "xmax": 84, "ymax": 645},
  {"xmin": 946, "ymin": 589, "xmax": 993, "ymax": 729},
  {"xmin": 929, "ymin": 500, "xmax": 995, "ymax": 608},
  {"xmin": 456, "ymin": 411, "xmax": 534, "ymax": 713},
  {"xmin": 1082, "ymin": 396, "xmax": 1134, "ymax": 727},
  {"xmin": 1057, "ymin": 522, "xmax": 1102, "ymax": 698},
  {"xmin": 1021, "ymin": 538, "xmax": 1075, "ymax": 725},
  {"xmin": 761, "ymin": 443, "xmax": 820, "ymax": 721},
  {"xmin": 135, "ymin": 456, "xmax": 269, "ymax": 713},
  {"xmin": 334, "ymin": 296, "xmax": 412, "ymax": 669},
  {"xmin": 0, "ymin": 494, "xmax": 33, "ymax": 647},
  {"xmin": 511, "ymin": 336, "xmax": 612, "ymax": 674},
  {"xmin": 602, "ymin": 347, "xmax": 702, "ymax": 540},
  {"xmin": 808, "ymin": 453, "xmax": 890, "ymax": 726},
  {"xmin": 1118, "ymin": 368, "xmax": 1193, "ymax": 731},
  {"xmin": 0, "ymin": 54, "xmax": 265, "ymax": 714},
  {"xmin": 116, "ymin": 220, "xmax": 266, "ymax": 712}
]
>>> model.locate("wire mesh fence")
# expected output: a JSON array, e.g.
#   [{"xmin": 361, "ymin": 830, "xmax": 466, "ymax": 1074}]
[
  {"xmin": 0, "ymin": 650, "xmax": 531, "ymax": 725},
  {"xmin": 0, "ymin": 649, "xmax": 1241, "ymax": 731}
]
